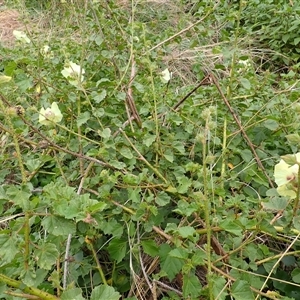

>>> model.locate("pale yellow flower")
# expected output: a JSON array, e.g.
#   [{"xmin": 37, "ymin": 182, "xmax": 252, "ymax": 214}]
[
  {"xmin": 61, "ymin": 62, "xmax": 85, "ymax": 87},
  {"xmin": 13, "ymin": 30, "xmax": 31, "ymax": 43},
  {"xmin": 161, "ymin": 68, "xmax": 172, "ymax": 83},
  {"xmin": 274, "ymin": 153, "xmax": 300, "ymax": 199},
  {"xmin": 274, "ymin": 159, "xmax": 298, "ymax": 186},
  {"xmin": 39, "ymin": 102, "xmax": 63, "ymax": 126}
]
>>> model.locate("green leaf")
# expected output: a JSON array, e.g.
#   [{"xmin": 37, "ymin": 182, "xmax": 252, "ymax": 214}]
[
  {"xmin": 219, "ymin": 218, "xmax": 242, "ymax": 236},
  {"xmin": 22, "ymin": 268, "xmax": 48, "ymax": 288},
  {"xmin": 16, "ymin": 77, "xmax": 33, "ymax": 92},
  {"xmin": 0, "ymin": 233, "xmax": 18, "ymax": 266},
  {"xmin": 141, "ymin": 240, "xmax": 159, "ymax": 257},
  {"xmin": 155, "ymin": 191, "xmax": 171, "ymax": 206},
  {"xmin": 292, "ymin": 268, "xmax": 300, "ymax": 283},
  {"xmin": 90, "ymin": 285, "xmax": 120, "ymax": 300},
  {"xmin": 143, "ymin": 134, "xmax": 156, "ymax": 147},
  {"xmin": 119, "ymin": 147, "xmax": 133, "ymax": 159},
  {"xmin": 6, "ymin": 184, "xmax": 31, "ymax": 210},
  {"xmin": 212, "ymin": 275, "xmax": 228, "ymax": 300},
  {"xmin": 182, "ymin": 273, "xmax": 202, "ymax": 299},
  {"xmin": 109, "ymin": 160, "xmax": 126, "ymax": 169},
  {"xmin": 92, "ymin": 90, "xmax": 107, "ymax": 103},
  {"xmin": 159, "ymin": 244, "xmax": 184, "ymax": 281},
  {"xmin": 99, "ymin": 128, "xmax": 111, "ymax": 139},
  {"xmin": 240, "ymin": 78, "xmax": 251, "ymax": 90},
  {"xmin": 163, "ymin": 149, "xmax": 174, "ymax": 162},
  {"xmin": 177, "ymin": 226, "xmax": 196, "ymax": 239},
  {"xmin": 263, "ymin": 119, "xmax": 279, "ymax": 131},
  {"xmin": 240, "ymin": 149, "xmax": 252, "ymax": 162},
  {"xmin": 261, "ymin": 197, "xmax": 288, "ymax": 211},
  {"xmin": 294, "ymin": 37, "xmax": 300, "ymax": 46},
  {"xmin": 107, "ymin": 238, "xmax": 127, "ymax": 263},
  {"xmin": 173, "ymin": 200, "xmax": 198, "ymax": 217},
  {"xmin": 293, "ymin": 216, "xmax": 300, "ymax": 232},
  {"xmin": 177, "ymin": 176, "xmax": 192, "ymax": 194},
  {"xmin": 77, "ymin": 112, "xmax": 91, "ymax": 127},
  {"xmin": 169, "ymin": 248, "xmax": 189, "ymax": 260},
  {"xmin": 191, "ymin": 250, "xmax": 206, "ymax": 266},
  {"xmin": 61, "ymin": 288, "xmax": 86, "ymax": 300},
  {"xmin": 34, "ymin": 242, "xmax": 59, "ymax": 270},
  {"xmin": 89, "ymin": 202, "xmax": 107, "ymax": 213},
  {"xmin": 41, "ymin": 216, "xmax": 76, "ymax": 236},
  {"xmin": 231, "ymin": 280, "xmax": 254, "ymax": 300}
]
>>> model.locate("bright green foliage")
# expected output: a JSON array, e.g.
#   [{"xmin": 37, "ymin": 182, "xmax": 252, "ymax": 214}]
[{"xmin": 1, "ymin": 0, "xmax": 300, "ymax": 299}]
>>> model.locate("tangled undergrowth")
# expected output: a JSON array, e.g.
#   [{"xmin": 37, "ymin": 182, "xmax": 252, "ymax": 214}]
[{"xmin": 1, "ymin": 1, "xmax": 300, "ymax": 300}]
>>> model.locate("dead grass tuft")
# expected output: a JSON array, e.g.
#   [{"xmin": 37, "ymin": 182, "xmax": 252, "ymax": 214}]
[{"xmin": 0, "ymin": 9, "xmax": 25, "ymax": 46}]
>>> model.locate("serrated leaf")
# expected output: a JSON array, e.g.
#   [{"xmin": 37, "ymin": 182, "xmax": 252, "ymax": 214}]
[
  {"xmin": 191, "ymin": 250, "xmax": 206, "ymax": 266},
  {"xmin": 107, "ymin": 238, "xmax": 127, "ymax": 263},
  {"xmin": 6, "ymin": 185, "xmax": 31, "ymax": 210},
  {"xmin": 169, "ymin": 248, "xmax": 189, "ymax": 260},
  {"xmin": 219, "ymin": 219, "xmax": 242, "ymax": 236},
  {"xmin": 90, "ymin": 285, "xmax": 120, "ymax": 300},
  {"xmin": 92, "ymin": 90, "xmax": 107, "ymax": 103},
  {"xmin": 77, "ymin": 112, "xmax": 90, "ymax": 127},
  {"xmin": 61, "ymin": 288, "xmax": 86, "ymax": 300},
  {"xmin": 177, "ymin": 226, "xmax": 196, "ymax": 239},
  {"xmin": 263, "ymin": 119, "xmax": 279, "ymax": 131},
  {"xmin": 109, "ymin": 160, "xmax": 126, "ymax": 170},
  {"xmin": 41, "ymin": 216, "xmax": 76, "ymax": 236},
  {"xmin": 89, "ymin": 202, "xmax": 107, "ymax": 213},
  {"xmin": 155, "ymin": 191, "xmax": 170, "ymax": 206},
  {"xmin": 35, "ymin": 242, "xmax": 59, "ymax": 270},
  {"xmin": 240, "ymin": 78, "xmax": 251, "ymax": 90},
  {"xmin": 182, "ymin": 273, "xmax": 202, "ymax": 299},
  {"xmin": 119, "ymin": 147, "xmax": 133, "ymax": 159},
  {"xmin": 143, "ymin": 134, "xmax": 156, "ymax": 147},
  {"xmin": 141, "ymin": 240, "xmax": 159, "ymax": 257},
  {"xmin": 163, "ymin": 148, "xmax": 174, "ymax": 162},
  {"xmin": 212, "ymin": 276, "xmax": 228, "ymax": 300},
  {"xmin": 0, "ymin": 233, "xmax": 18, "ymax": 266},
  {"xmin": 177, "ymin": 176, "xmax": 192, "ymax": 194},
  {"xmin": 160, "ymin": 244, "xmax": 184, "ymax": 281},
  {"xmin": 261, "ymin": 197, "xmax": 288, "ymax": 211},
  {"xmin": 231, "ymin": 280, "xmax": 254, "ymax": 299},
  {"xmin": 99, "ymin": 128, "xmax": 111, "ymax": 139},
  {"xmin": 240, "ymin": 149, "xmax": 252, "ymax": 162}
]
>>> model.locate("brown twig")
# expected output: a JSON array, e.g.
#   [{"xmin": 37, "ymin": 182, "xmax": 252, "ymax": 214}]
[
  {"xmin": 172, "ymin": 75, "xmax": 212, "ymax": 111},
  {"xmin": 0, "ymin": 93, "xmax": 117, "ymax": 171},
  {"xmin": 125, "ymin": 55, "xmax": 142, "ymax": 128},
  {"xmin": 209, "ymin": 72, "xmax": 275, "ymax": 188}
]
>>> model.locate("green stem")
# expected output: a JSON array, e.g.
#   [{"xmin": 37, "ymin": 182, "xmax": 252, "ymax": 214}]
[
  {"xmin": 0, "ymin": 273, "xmax": 59, "ymax": 300},
  {"xmin": 86, "ymin": 238, "xmax": 107, "ymax": 285},
  {"xmin": 202, "ymin": 130, "xmax": 213, "ymax": 300}
]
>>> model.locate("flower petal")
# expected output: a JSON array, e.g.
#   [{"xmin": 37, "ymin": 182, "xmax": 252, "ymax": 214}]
[{"xmin": 274, "ymin": 159, "xmax": 298, "ymax": 186}]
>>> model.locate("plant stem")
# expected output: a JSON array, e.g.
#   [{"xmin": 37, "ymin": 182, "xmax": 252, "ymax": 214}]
[
  {"xmin": 86, "ymin": 237, "xmax": 107, "ymax": 285},
  {"xmin": 0, "ymin": 273, "xmax": 59, "ymax": 300},
  {"xmin": 201, "ymin": 130, "xmax": 213, "ymax": 300}
]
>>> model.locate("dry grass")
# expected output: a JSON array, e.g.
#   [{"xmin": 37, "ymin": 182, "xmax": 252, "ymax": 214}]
[{"xmin": 0, "ymin": 9, "xmax": 25, "ymax": 46}]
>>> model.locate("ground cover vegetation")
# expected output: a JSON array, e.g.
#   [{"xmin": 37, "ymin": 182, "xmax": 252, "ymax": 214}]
[{"xmin": 1, "ymin": 0, "xmax": 300, "ymax": 299}]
